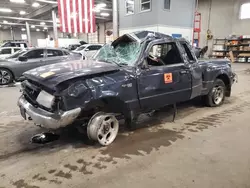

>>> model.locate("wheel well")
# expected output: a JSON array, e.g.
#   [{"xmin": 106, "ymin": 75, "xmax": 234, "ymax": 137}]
[
  {"xmin": 216, "ymin": 74, "xmax": 231, "ymax": 97},
  {"xmin": 80, "ymin": 97, "xmax": 130, "ymax": 118},
  {"xmin": 0, "ymin": 67, "xmax": 14, "ymax": 78}
]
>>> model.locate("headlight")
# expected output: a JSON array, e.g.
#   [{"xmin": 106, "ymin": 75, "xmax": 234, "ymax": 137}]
[{"xmin": 36, "ymin": 90, "xmax": 55, "ymax": 109}]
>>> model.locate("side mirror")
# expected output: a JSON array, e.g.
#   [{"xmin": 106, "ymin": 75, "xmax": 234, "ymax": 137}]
[{"xmin": 18, "ymin": 56, "xmax": 28, "ymax": 62}]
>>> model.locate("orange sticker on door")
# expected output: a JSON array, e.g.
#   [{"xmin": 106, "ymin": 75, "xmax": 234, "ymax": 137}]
[{"xmin": 164, "ymin": 73, "xmax": 173, "ymax": 84}]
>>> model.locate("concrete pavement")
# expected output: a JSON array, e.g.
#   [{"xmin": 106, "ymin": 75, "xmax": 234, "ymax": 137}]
[{"xmin": 0, "ymin": 63, "xmax": 250, "ymax": 188}]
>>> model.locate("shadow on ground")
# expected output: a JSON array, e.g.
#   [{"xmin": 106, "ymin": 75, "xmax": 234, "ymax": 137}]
[{"xmin": 0, "ymin": 98, "xmax": 206, "ymax": 161}]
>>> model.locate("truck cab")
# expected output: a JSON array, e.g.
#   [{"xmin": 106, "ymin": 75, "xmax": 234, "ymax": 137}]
[{"xmin": 137, "ymin": 36, "xmax": 203, "ymax": 110}]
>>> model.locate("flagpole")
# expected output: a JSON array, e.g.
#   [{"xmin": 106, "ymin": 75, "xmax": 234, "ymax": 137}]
[
  {"xmin": 52, "ymin": 9, "xmax": 58, "ymax": 48},
  {"xmin": 112, "ymin": 0, "xmax": 118, "ymax": 39},
  {"xmin": 25, "ymin": 22, "xmax": 32, "ymax": 47}
]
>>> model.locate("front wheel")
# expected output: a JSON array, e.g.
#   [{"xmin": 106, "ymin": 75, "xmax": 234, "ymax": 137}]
[
  {"xmin": 87, "ymin": 112, "xmax": 119, "ymax": 146},
  {"xmin": 205, "ymin": 79, "xmax": 226, "ymax": 107},
  {"xmin": 0, "ymin": 68, "xmax": 13, "ymax": 85}
]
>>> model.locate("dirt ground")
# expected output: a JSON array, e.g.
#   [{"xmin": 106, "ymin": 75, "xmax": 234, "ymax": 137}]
[{"xmin": 0, "ymin": 63, "xmax": 250, "ymax": 188}]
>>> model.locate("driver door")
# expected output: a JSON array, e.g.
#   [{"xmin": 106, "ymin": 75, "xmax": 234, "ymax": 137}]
[
  {"xmin": 179, "ymin": 41, "xmax": 203, "ymax": 99},
  {"xmin": 138, "ymin": 41, "xmax": 192, "ymax": 110}
]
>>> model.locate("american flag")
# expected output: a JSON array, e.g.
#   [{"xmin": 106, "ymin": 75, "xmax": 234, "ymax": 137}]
[{"xmin": 58, "ymin": 0, "xmax": 96, "ymax": 33}]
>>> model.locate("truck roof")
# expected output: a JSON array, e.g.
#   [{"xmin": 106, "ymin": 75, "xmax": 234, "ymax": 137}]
[{"xmin": 114, "ymin": 31, "xmax": 189, "ymax": 45}]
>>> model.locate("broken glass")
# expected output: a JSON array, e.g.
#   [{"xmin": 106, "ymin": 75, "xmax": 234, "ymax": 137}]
[{"xmin": 93, "ymin": 41, "xmax": 142, "ymax": 66}]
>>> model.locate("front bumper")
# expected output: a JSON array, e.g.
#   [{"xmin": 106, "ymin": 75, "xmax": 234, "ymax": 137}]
[{"xmin": 18, "ymin": 96, "xmax": 81, "ymax": 129}]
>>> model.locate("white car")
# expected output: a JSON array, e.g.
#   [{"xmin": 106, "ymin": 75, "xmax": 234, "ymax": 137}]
[
  {"xmin": 73, "ymin": 44, "xmax": 103, "ymax": 59},
  {"xmin": 0, "ymin": 47, "xmax": 23, "ymax": 59}
]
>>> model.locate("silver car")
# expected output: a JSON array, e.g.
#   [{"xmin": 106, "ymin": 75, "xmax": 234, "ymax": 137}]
[
  {"xmin": 0, "ymin": 48, "xmax": 82, "ymax": 85},
  {"xmin": 73, "ymin": 44, "xmax": 103, "ymax": 60}
]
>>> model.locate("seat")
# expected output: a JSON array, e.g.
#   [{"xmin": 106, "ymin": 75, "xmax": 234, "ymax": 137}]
[{"xmin": 162, "ymin": 48, "xmax": 182, "ymax": 65}]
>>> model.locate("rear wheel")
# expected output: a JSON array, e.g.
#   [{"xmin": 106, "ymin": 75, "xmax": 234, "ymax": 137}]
[
  {"xmin": 205, "ymin": 79, "xmax": 226, "ymax": 107},
  {"xmin": 0, "ymin": 68, "xmax": 13, "ymax": 85}
]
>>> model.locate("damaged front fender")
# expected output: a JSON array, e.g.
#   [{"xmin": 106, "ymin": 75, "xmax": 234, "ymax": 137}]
[{"xmin": 60, "ymin": 69, "xmax": 139, "ymax": 117}]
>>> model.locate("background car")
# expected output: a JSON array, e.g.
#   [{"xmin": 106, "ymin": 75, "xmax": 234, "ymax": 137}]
[
  {"xmin": 68, "ymin": 44, "xmax": 81, "ymax": 51},
  {"xmin": 73, "ymin": 44, "xmax": 103, "ymax": 59},
  {"xmin": 1, "ymin": 41, "xmax": 28, "ymax": 48},
  {"xmin": 0, "ymin": 47, "xmax": 23, "ymax": 59},
  {"xmin": 0, "ymin": 48, "xmax": 82, "ymax": 85}
]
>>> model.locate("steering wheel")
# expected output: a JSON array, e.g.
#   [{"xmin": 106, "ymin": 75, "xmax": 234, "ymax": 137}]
[
  {"xmin": 148, "ymin": 54, "xmax": 165, "ymax": 65},
  {"xmin": 157, "ymin": 58, "xmax": 165, "ymax": 66}
]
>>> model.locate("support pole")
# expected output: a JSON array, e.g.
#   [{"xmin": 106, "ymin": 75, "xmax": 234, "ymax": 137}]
[
  {"xmin": 10, "ymin": 27, "xmax": 14, "ymax": 41},
  {"xmin": 25, "ymin": 22, "xmax": 31, "ymax": 47},
  {"xmin": 52, "ymin": 9, "xmax": 58, "ymax": 48},
  {"xmin": 112, "ymin": 0, "xmax": 118, "ymax": 39}
]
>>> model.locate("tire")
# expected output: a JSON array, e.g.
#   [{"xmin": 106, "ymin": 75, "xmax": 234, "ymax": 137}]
[
  {"xmin": 0, "ymin": 68, "xmax": 14, "ymax": 85},
  {"xmin": 205, "ymin": 79, "xmax": 226, "ymax": 107},
  {"xmin": 87, "ymin": 112, "xmax": 119, "ymax": 146}
]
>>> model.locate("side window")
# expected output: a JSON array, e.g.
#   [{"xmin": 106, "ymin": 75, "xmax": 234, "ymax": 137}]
[
  {"xmin": 87, "ymin": 45, "xmax": 97, "ymax": 51},
  {"xmin": 47, "ymin": 49, "xmax": 63, "ymax": 57},
  {"xmin": 140, "ymin": 0, "xmax": 151, "ymax": 12},
  {"xmin": 240, "ymin": 3, "xmax": 250, "ymax": 19},
  {"xmin": 147, "ymin": 42, "xmax": 182, "ymax": 66},
  {"xmin": 87, "ymin": 45, "xmax": 101, "ymax": 51},
  {"xmin": 181, "ymin": 43, "xmax": 195, "ymax": 61},
  {"xmin": 125, "ymin": 0, "xmax": 135, "ymax": 15},
  {"xmin": 94, "ymin": 45, "xmax": 102, "ymax": 50},
  {"xmin": 14, "ymin": 48, "xmax": 21, "ymax": 52},
  {"xmin": 24, "ymin": 50, "xmax": 44, "ymax": 59},
  {"xmin": 164, "ymin": 0, "xmax": 171, "ymax": 10},
  {"xmin": 0, "ymin": 49, "xmax": 11, "ymax": 54}
]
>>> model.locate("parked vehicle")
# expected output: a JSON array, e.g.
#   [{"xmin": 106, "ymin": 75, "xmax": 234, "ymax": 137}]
[
  {"xmin": 1, "ymin": 41, "xmax": 28, "ymax": 48},
  {"xmin": 73, "ymin": 44, "xmax": 103, "ymax": 59},
  {"xmin": 18, "ymin": 31, "xmax": 236, "ymax": 146},
  {"xmin": 0, "ymin": 47, "xmax": 23, "ymax": 59},
  {"xmin": 68, "ymin": 44, "xmax": 81, "ymax": 51},
  {"xmin": 0, "ymin": 48, "xmax": 81, "ymax": 85}
]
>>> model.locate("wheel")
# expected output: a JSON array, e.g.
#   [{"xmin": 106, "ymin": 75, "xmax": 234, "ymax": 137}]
[
  {"xmin": 205, "ymin": 79, "xmax": 226, "ymax": 107},
  {"xmin": 87, "ymin": 112, "xmax": 119, "ymax": 146},
  {"xmin": 0, "ymin": 68, "xmax": 13, "ymax": 85}
]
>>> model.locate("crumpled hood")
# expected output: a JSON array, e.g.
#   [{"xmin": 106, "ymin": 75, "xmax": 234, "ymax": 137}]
[{"xmin": 23, "ymin": 60, "xmax": 119, "ymax": 89}]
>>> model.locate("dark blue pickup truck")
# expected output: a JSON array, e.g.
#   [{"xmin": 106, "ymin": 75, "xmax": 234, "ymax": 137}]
[{"xmin": 18, "ymin": 31, "xmax": 236, "ymax": 146}]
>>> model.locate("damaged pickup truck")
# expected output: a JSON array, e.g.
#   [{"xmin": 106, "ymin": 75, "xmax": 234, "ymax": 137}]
[{"xmin": 18, "ymin": 31, "xmax": 236, "ymax": 146}]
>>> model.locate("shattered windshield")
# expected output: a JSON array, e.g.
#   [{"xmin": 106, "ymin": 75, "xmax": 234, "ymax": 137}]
[{"xmin": 93, "ymin": 42, "xmax": 142, "ymax": 66}]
